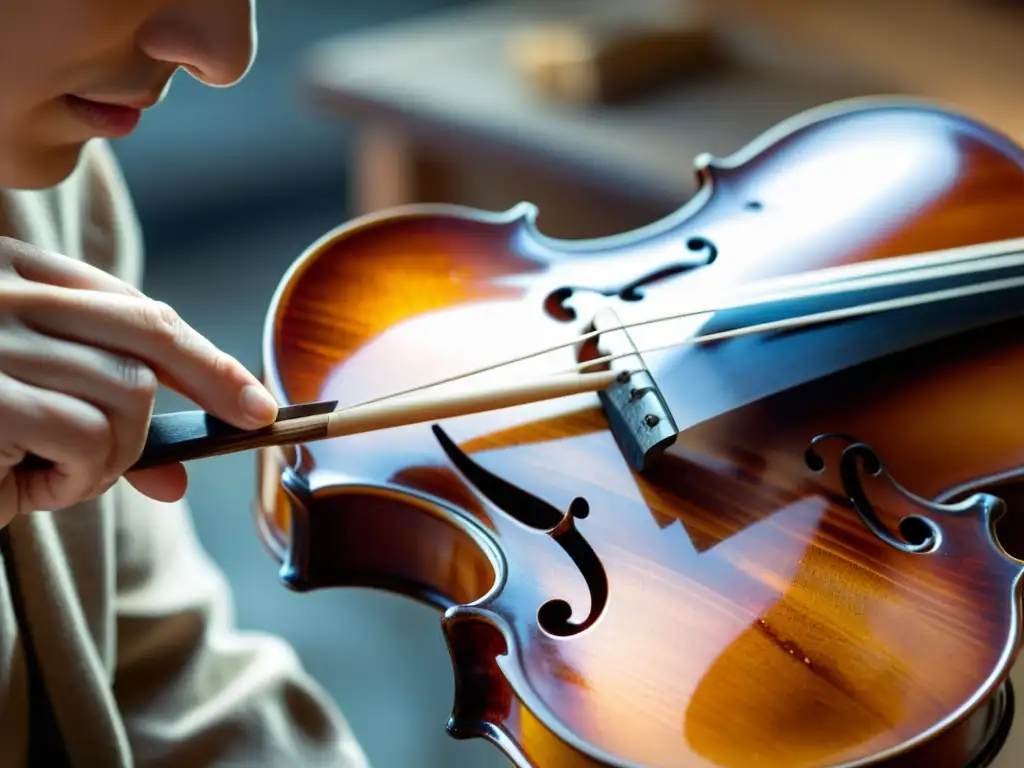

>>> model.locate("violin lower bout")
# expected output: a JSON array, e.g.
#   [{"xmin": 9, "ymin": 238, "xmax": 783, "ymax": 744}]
[{"xmin": 255, "ymin": 419, "xmax": 1023, "ymax": 768}]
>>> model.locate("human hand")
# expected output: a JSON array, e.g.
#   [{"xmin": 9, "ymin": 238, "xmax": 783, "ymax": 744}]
[{"xmin": 0, "ymin": 236, "xmax": 278, "ymax": 525}]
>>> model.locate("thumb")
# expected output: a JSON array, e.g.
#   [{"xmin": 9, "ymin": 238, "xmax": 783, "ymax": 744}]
[{"xmin": 125, "ymin": 463, "xmax": 189, "ymax": 503}]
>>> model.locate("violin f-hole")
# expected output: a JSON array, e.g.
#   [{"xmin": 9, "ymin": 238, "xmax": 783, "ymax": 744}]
[
  {"xmin": 805, "ymin": 433, "xmax": 1011, "ymax": 556},
  {"xmin": 432, "ymin": 424, "xmax": 609, "ymax": 637},
  {"xmin": 545, "ymin": 236, "xmax": 718, "ymax": 321}
]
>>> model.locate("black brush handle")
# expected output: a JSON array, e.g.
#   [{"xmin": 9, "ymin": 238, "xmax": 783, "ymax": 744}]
[{"xmin": 18, "ymin": 400, "xmax": 338, "ymax": 473}]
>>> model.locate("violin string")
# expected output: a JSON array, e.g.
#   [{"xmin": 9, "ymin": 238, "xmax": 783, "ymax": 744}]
[
  {"xmin": 720, "ymin": 235, "xmax": 1024, "ymax": 293},
  {"xmin": 345, "ymin": 249, "xmax": 1024, "ymax": 409},
  {"xmin": 341, "ymin": 244, "xmax": 1024, "ymax": 410},
  {"xmin": 555, "ymin": 272, "xmax": 1024, "ymax": 376},
  {"xmin": 720, "ymin": 249, "xmax": 1024, "ymax": 298},
  {"xmin": 349, "ymin": 271, "xmax": 1024, "ymax": 416}
]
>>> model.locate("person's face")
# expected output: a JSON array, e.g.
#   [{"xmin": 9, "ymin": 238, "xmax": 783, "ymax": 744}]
[{"xmin": 0, "ymin": 0, "xmax": 257, "ymax": 189}]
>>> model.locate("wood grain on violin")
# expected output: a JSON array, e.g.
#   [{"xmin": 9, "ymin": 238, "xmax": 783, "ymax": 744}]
[{"xmin": 256, "ymin": 98, "xmax": 1024, "ymax": 767}]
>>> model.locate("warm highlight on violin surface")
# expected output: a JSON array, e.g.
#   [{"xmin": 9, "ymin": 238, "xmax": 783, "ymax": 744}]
[{"xmin": 256, "ymin": 99, "xmax": 1024, "ymax": 767}]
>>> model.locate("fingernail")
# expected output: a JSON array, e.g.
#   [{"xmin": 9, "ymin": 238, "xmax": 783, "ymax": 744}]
[{"xmin": 240, "ymin": 384, "xmax": 278, "ymax": 425}]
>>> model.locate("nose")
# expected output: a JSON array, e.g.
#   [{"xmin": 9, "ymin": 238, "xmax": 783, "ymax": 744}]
[{"xmin": 137, "ymin": 0, "xmax": 257, "ymax": 87}]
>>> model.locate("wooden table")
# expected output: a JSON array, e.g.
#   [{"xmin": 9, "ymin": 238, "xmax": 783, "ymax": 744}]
[{"xmin": 300, "ymin": 0, "xmax": 889, "ymax": 238}]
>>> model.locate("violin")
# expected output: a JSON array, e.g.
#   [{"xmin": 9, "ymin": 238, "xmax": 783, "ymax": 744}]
[{"xmin": 108, "ymin": 98, "xmax": 1024, "ymax": 766}]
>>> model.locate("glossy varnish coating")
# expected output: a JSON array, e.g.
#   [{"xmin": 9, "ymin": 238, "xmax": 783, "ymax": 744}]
[{"xmin": 257, "ymin": 100, "xmax": 1024, "ymax": 767}]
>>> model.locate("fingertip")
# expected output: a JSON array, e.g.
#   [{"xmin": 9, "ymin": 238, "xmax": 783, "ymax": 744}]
[
  {"xmin": 125, "ymin": 463, "xmax": 188, "ymax": 502},
  {"xmin": 239, "ymin": 384, "xmax": 279, "ymax": 428}
]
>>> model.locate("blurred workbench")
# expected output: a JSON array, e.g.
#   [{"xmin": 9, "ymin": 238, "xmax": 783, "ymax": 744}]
[
  {"xmin": 300, "ymin": 0, "xmax": 888, "ymax": 239},
  {"xmin": 299, "ymin": 0, "xmax": 1022, "ymax": 239},
  {"xmin": 713, "ymin": 0, "xmax": 1024, "ymax": 144}
]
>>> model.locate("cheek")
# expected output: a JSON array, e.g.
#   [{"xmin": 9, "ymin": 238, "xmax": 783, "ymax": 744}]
[
  {"xmin": 0, "ymin": 77, "xmax": 45, "ymax": 144},
  {"xmin": 0, "ymin": 0, "xmax": 150, "ymax": 95},
  {"xmin": 0, "ymin": 67, "xmax": 61, "ymax": 152},
  {"xmin": 0, "ymin": 10, "xmax": 81, "ymax": 106}
]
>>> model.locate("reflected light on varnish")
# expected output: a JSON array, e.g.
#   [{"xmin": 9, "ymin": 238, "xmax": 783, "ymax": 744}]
[
  {"xmin": 723, "ymin": 117, "xmax": 962, "ymax": 266},
  {"xmin": 517, "ymin": 497, "xmax": 832, "ymax": 767},
  {"xmin": 598, "ymin": 117, "xmax": 963, "ymax": 393}
]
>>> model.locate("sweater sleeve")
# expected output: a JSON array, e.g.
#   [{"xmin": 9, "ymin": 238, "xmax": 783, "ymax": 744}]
[
  {"xmin": 110, "ymin": 484, "xmax": 369, "ymax": 767},
  {"xmin": 78, "ymin": 141, "xmax": 369, "ymax": 767}
]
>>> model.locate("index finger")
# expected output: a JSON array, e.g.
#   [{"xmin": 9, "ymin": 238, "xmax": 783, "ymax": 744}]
[
  {"xmin": 22, "ymin": 288, "xmax": 278, "ymax": 429},
  {"xmin": 1, "ymin": 237, "xmax": 143, "ymax": 296}
]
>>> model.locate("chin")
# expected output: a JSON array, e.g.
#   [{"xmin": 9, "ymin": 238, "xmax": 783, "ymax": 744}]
[{"xmin": 0, "ymin": 139, "xmax": 88, "ymax": 190}]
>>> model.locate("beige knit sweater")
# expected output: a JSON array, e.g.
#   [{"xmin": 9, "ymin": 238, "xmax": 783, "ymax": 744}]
[{"xmin": 0, "ymin": 139, "xmax": 369, "ymax": 768}]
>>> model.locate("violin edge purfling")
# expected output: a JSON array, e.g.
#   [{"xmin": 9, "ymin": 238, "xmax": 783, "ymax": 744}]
[{"xmin": 256, "ymin": 96, "xmax": 1024, "ymax": 768}]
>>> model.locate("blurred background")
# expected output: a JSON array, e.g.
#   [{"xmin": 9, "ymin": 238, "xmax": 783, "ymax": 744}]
[{"xmin": 110, "ymin": 1, "xmax": 1023, "ymax": 766}]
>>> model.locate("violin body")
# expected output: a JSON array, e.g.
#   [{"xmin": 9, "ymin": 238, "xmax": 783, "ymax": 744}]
[{"xmin": 256, "ymin": 99, "xmax": 1024, "ymax": 767}]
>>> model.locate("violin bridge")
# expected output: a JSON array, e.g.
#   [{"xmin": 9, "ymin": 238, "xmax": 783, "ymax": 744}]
[{"xmin": 590, "ymin": 308, "xmax": 678, "ymax": 474}]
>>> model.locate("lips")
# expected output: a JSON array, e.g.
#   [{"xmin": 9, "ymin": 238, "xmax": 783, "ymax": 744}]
[{"xmin": 63, "ymin": 94, "xmax": 146, "ymax": 138}]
